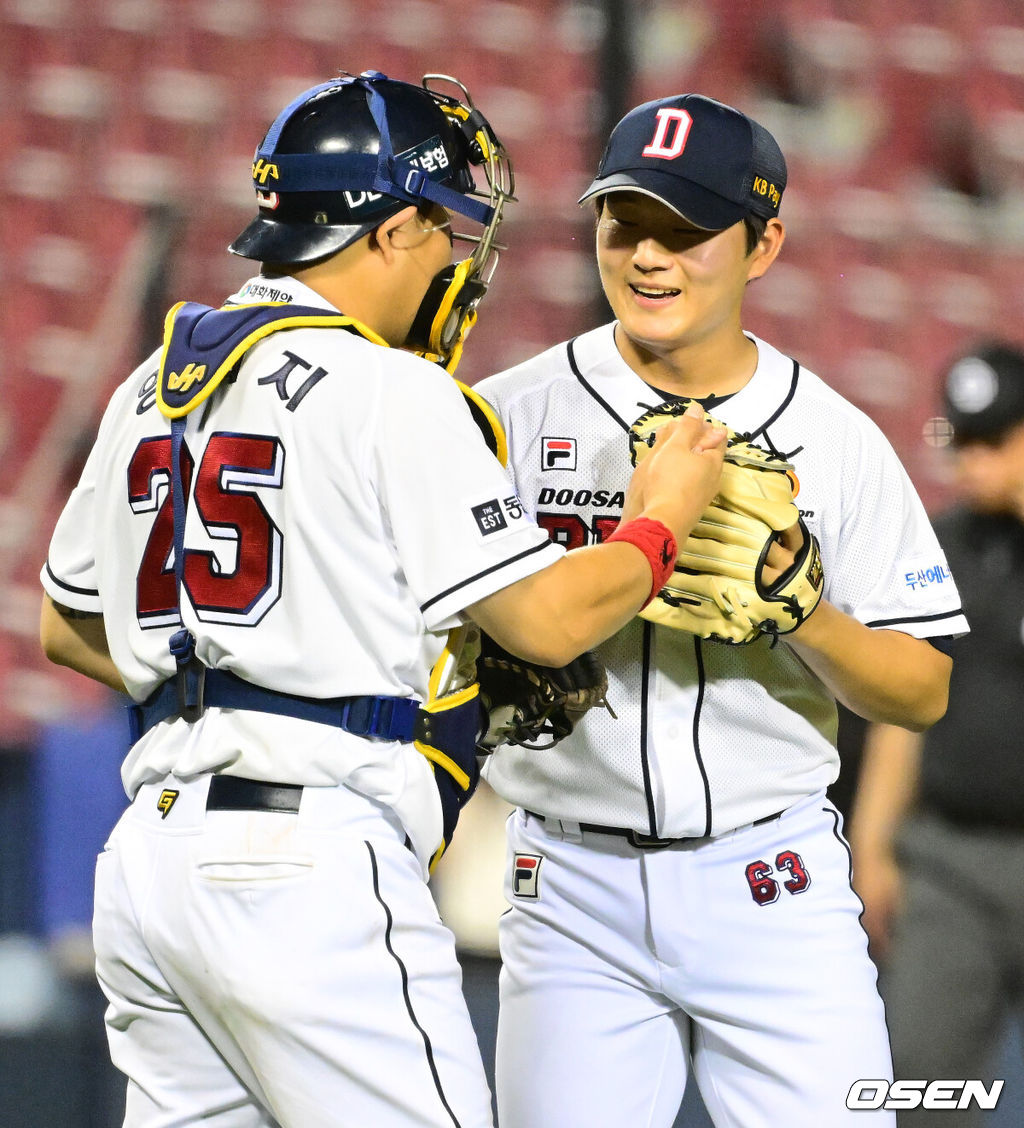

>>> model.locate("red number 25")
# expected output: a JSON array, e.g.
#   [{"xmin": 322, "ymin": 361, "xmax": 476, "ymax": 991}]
[{"xmin": 129, "ymin": 432, "xmax": 284, "ymax": 628}]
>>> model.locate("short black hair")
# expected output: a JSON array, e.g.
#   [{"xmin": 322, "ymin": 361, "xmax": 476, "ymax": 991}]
[
  {"xmin": 260, "ymin": 204, "xmax": 437, "ymax": 276},
  {"xmin": 742, "ymin": 214, "xmax": 767, "ymax": 254}
]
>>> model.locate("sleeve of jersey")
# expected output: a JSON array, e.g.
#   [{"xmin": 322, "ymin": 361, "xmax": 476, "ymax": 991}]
[
  {"xmin": 40, "ymin": 433, "xmax": 105, "ymax": 614},
  {"xmin": 376, "ymin": 364, "xmax": 563, "ymax": 632},
  {"xmin": 826, "ymin": 426, "xmax": 968, "ymax": 639},
  {"xmin": 38, "ymin": 371, "xmax": 140, "ymax": 614}
]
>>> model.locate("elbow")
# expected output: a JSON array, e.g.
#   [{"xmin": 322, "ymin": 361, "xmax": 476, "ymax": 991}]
[
  {"xmin": 39, "ymin": 619, "xmax": 64, "ymax": 668},
  {"xmin": 527, "ymin": 607, "xmax": 595, "ymax": 667},
  {"xmin": 847, "ymin": 677, "xmax": 950, "ymax": 733},
  {"xmin": 41, "ymin": 629, "xmax": 74, "ymax": 671},
  {"xmin": 41, "ymin": 635, "xmax": 60, "ymax": 666},
  {"xmin": 39, "ymin": 597, "xmax": 77, "ymax": 671},
  {"xmin": 527, "ymin": 640, "xmax": 586, "ymax": 669},
  {"xmin": 877, "ymin": 644, "xmax": 952, "ymax": 733},
  {"xmin": 901, "ymin": 684, "xmax": 949, "ymax": 733},
  {"xmin": 889, "ymin": 663, "xmax": 951, "ymax": 733}
]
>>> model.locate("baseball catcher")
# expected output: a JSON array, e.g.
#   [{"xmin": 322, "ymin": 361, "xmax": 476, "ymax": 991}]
[{"xmin": 629, "ymin": 399, "xmax": 824, "ymax": 644}]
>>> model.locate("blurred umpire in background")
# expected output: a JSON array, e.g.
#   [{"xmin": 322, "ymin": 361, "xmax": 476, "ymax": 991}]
[{"xmin": 851, "ymin": 342, "xmax": 1024, "ymax": 1125}]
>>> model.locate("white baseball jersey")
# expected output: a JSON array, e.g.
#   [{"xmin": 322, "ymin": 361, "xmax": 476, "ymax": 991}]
[
  {"xmin": 479, "ymin": 324, "xmax": 967, "ymax": 838},
  {"xmin": 42, "ymin": 274, "xmax": 562, "ymax": 855}
]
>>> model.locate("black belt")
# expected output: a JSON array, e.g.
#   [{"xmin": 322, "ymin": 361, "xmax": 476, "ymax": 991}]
[
  {"xmin": 205, "ymin": 775, "xmax": 415, "ymax": 854},
  {"xmin": 524, "ymin": 808, "xmax": 784, "ymax": 850},
  {"xmin": 207, "ymin": 775, "xmax": 302, "ymax": 813}
]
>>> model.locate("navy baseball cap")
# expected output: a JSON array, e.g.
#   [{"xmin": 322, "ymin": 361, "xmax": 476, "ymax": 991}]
[
  {"xmin": 579, "ymin": 94, "xmax": 787, "ymax": 230},
  {"xmin": 943, "ymin": 342, "xmax": 1024, "ymax": 445}
]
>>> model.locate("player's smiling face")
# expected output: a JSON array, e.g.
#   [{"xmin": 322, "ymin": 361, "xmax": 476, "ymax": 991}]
[{"xmin": 595, "ymin": 192, "xmax": 769, "ymax": 360}]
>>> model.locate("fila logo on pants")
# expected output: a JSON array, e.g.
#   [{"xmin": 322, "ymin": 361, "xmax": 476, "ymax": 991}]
[{"xmin": 513, "ymin": 853, "xmax": 542, "ymax": 898}]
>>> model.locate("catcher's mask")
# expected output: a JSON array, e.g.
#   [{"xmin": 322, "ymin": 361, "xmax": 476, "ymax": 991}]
[{"xmin": 230, "ymin": 70, "xmax": 515, "ymax": 371}]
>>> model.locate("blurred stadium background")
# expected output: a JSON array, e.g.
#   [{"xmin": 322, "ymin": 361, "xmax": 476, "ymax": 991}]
[{"xmin": 1, "ymin": 0, "xmax": 1022, "ymax": 1124}]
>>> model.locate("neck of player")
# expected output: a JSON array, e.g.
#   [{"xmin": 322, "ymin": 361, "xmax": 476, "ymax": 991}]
[{"xmin": 614, "ymin": 323, "xmax": 759, "ymax": 401}]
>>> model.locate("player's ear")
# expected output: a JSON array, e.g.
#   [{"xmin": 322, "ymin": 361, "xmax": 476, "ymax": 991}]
[
  {"xmin": 371, "ymin": 206, "xmax": 420, "ymax": 264},
  {"xmin": 746, "ymin": 218, "xmax": 785, "ymax": 283}
]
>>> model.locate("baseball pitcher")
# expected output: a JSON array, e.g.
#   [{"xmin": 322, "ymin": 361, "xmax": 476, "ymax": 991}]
[{"xmin": 477, "ymin": 94, "xmax": 968, "ymax": 1128}]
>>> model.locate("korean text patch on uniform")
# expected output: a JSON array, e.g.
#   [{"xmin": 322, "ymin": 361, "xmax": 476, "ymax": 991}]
[{"xmin": 901, "ymin": 555, "xmax": 954, "ymax": 594}]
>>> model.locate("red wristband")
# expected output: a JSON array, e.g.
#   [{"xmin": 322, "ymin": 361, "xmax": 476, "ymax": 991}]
[{"xmin": 606, "ymin": 517, "xmax": 677, "ymax": 607}]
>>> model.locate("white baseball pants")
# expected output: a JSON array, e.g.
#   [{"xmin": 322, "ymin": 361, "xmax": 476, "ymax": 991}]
[
  {"xmin": 495, "ymin": 791, "xmax": 894, "ymax": 1127},
  {"xmin": 93, "ymin": 774, "xmax": 494, "ymax": 1127}
]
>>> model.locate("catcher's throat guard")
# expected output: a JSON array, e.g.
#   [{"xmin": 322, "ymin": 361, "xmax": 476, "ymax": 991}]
[
  {"xmin": 405, "ymin": 77, "xmax": 515, "ymax": 373},
  {"xmin": 406, "ymin": 256, "xmax": 485, "ymax": 374}
]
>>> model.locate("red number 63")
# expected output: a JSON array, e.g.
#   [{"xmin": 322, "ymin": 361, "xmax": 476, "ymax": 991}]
[{"xmin": 745, "ymin": 851, "xmax": 811, "ymax": 906}]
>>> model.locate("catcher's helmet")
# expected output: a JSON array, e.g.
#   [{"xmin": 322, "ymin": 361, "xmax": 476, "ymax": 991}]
[{"xmin": 230, "ymin": 70, "xmax": 515, "ymax": 371}]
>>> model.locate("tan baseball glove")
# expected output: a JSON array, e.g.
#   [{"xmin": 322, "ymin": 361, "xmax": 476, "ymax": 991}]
[{"xmin": 629, "ymin": 400, "xmax": 824, "ymax": 644}]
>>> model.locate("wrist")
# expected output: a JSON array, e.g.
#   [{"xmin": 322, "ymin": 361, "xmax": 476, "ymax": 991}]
[
  {"xmin": 783, "ymin": 594, "xmax": 831, "ymax": 645},
  {"xmin": 606, "ymin": 517, "xmax": 677, "ymax": 607}
]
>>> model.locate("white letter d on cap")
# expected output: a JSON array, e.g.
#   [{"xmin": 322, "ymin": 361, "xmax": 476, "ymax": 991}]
[{"xmin": 643, "ymin": 108, "xmax": 693, "ymax": 159}]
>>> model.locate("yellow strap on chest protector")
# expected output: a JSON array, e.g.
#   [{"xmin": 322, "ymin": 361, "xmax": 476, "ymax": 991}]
[{"xmin": 456, "ymin": 379, "xmax": 507, "ymax": 467}]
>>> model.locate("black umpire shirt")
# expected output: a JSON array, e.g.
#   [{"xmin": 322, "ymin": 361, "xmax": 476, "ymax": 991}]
[{"xmin": 919, "ymin": 506, "xmax": 1024, "ymax": 829}]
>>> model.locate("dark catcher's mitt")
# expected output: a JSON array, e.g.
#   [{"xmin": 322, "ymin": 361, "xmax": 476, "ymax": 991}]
[
  {"xmin": 629, "ymin": 399, "xmax": 824, "ymax": 645},
  {"xmin": 476, "ymin": 632, "xmax": 613, "ymax": 750}
]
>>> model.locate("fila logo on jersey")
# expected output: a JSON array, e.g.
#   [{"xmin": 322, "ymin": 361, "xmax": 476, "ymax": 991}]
[
  {"xmin": 542, "ymin": 437, "xmax": 577, "ymax": 471},
  {"xmin": 157, "ymin": 789, "xmax": 179, "ymax": 819},
  {"xmin": 512, "ymin": 853, "xmax": 542, "ymax": 898}
]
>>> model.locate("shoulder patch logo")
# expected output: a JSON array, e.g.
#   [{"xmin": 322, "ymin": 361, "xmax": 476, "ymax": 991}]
[
  {"xmin": 472, "ymin": 499, "xmax": 508, "ymax": 536},
  {"xmin": 542, "ymin": 437, "xmax": 577, "ymax": 471},
  {"xmin": 157, "ymin": 789, "xmax": 180, "ymax": 819},
  {"xmin": 512, "ymin": 852, "xmax": 543, "ymax": 898}
]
